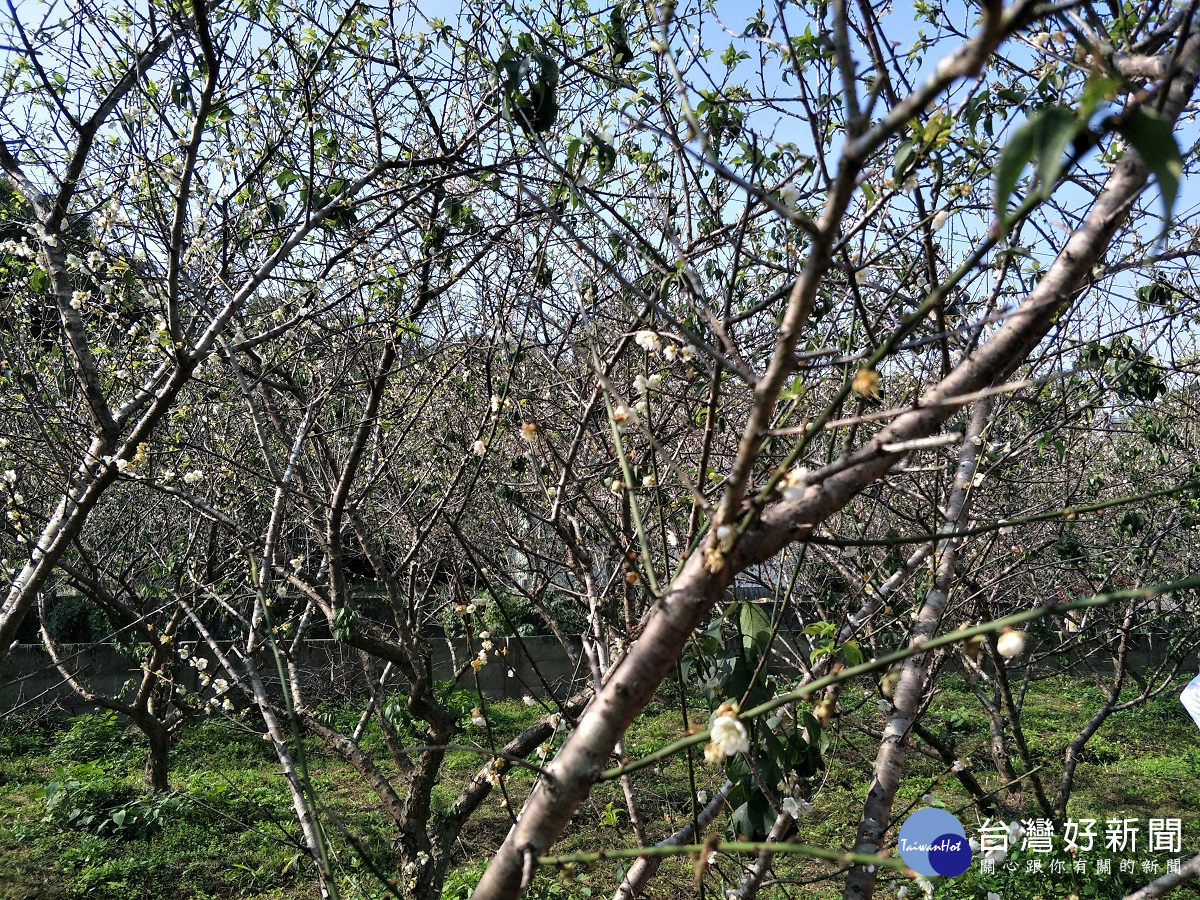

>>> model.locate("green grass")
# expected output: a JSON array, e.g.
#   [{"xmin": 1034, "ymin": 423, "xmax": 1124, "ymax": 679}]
[{"xmin": 1, "ymin": 677, "xmax": 1198, "ymax": 900}]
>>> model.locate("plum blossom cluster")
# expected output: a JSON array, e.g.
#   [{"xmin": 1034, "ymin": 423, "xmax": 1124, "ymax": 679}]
[
  {"xmin": 206, "ymin": 676, "xmax": 235, "ymax": 712},
  {"xmin": 471, "ymin": 629, "xmax": 496, "ymax": 670},
  {"xmin": 634, "ymin": 329, "xmax": 696, "ymax": 363},
  {"xmin": 780, "ymin": 795, "xmax": 813, "ymax": 819},
  {"xmin": 0, "ymin": 238, "xmax": 38, "ymax": 259},
  {"xmin": 633, "ymin": 373, "xmax": 662, "ymax": 395},
  {"xmin": 402, "ymin": 849, "xmax": 430, "ymax": 879}
]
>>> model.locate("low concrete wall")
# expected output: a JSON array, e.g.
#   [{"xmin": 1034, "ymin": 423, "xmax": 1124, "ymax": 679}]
[
  {"xmin": 0, "ymin": 635, "xmax": 587, "ymax": 716},
  {"xmin": 2, "ymin": 633, "xmax": 1189, "ymax": 718}
]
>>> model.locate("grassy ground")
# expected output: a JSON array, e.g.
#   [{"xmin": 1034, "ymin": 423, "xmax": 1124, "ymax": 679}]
[{"xmin": 1, "ymin": 675, "xmax": 1198, "ymax": 900}]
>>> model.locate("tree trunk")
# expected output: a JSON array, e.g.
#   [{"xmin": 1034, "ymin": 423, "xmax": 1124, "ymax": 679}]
[{"xmin": 144, "ymin": 722, "xmax": 170, "ymax": 793}]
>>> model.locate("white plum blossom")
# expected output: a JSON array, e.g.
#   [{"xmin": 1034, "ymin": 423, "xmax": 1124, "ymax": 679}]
[
  {"xmin": 183, "ymin": 470, "xmax": 204, "ymax": 485},
  {"xmin": 781, "ymin": 796, "xmax": 813, "ymax": 819},
  {"xmin": 696, "ymin": 790, "xmax": 709, "ymax": 805},
  {"xmin": 705, "ymin": 708, "xmax": 749, "ymax": 764},
  {"xmin": 781, "ymin": 465, "xmax": 809, "ymax": 501},
  {"xmin": 3, "ymin": 470, "xmax": 16, "ymax": 484},
  {"xmin": 472, "ymin": 439, "xmax": 487, "ymax": 456},
  {"xmin": 996, "ymin": 630, "xmax": 1027, "ymax": 659},
  {"xmin": 779, "ymin": 182, "xmax": 801, "ymax": 207},
  {"xmin": 522, "ymin": 694, "xmax": 537, "ymax": 706},
  {"xmin": 193, "ymin": 657, "xmax": 208, "ymax": 671},
  {"xmin": 984, "ymin": 843, "xmax": 1007, "ymax": 863},
  {"xmin": 679, "ymin": 344, "xmax": 696, "ymax": 362},
  {"xmin": 662, "ymin": 344, "xmax": 679, "ymax": 362},
  {"xmin": 932, "ymin": 209, "xmax": 949, "ymax": 231},
  {"xmin": 634, "ymin": 330, "xmax": 662, "ymax": 353}
]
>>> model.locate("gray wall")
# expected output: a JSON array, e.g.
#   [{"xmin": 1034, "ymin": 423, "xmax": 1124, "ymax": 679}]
[
  {"xmin": 1, "ymin": 636, "xmax": 586, "ymax": 716},
  {"xmin": 1, "ymin": 634, "xmax": 1189, "ymax": 718}
]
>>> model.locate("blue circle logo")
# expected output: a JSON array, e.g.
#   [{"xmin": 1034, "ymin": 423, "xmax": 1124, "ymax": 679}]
[{"xmin": 897, "ymin": 808, "xmax": 970, "ymax": 876}]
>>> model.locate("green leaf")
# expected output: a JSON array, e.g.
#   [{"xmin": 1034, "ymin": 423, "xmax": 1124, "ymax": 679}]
[
  {"xmin": 607, "ymin": 5, "xmax": 633, "ymax": 67},
  {"xmin": 893, "ymin": 141, "xmax": 916, "ymax": 183},
  {"xmin": 801, "ymin": 621, "xmax": 835, "ymax": 639},
  {"xmin": 1116, "ymin": 108, "xmax": 1183, "ymax": 231},
  {"xmin": 1079, "ymin": 75, "xmax": 1118, "ymax": 121},
  {"xmin": 841, "ymin": 641, "xmax": 863, "ymax": 667},
  {"xmin": 994, "ymin": 106, "xmax": 1079, "ymax": 226},
  {"xmin": 1031, "ymin": 106, "xmax": 1078, "ymax": 196},
  {"xmin": 1136, "ymin": 281, "xmax": 1174, "ymax": 311},
  {"xmin": 738, "ymin": 601, "xmax": 772, "ymax": 656},
  {"xmin": 729, "ymin": 793, "xmax": 775, "ymax": 840}
]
